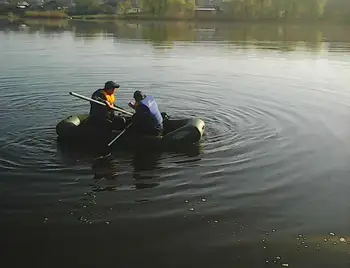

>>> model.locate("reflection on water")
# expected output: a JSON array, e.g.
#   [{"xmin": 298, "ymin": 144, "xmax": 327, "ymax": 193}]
[
  {"xmin": 2, "ymin": 19, "xmax": 350, "ymax": 52},
  {"xmin": 57, "ymin": 139, "xmax": 203, "ymax": 192},
  {"xmin": 92, "ymin": 153, "xmax": 162, "ymax": 191}
]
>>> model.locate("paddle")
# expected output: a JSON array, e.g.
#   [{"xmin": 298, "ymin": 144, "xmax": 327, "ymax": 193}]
[
  {"xmin": 94, "ymin": 122, "xmax": 132, "ymax": 159},
  {"xmin": 107, "ymin": 122, "xmax": 132, "ymax": 147},
  {"xmin": 69, "ymin": 91, "xmax": 133, "ymax": 116}
]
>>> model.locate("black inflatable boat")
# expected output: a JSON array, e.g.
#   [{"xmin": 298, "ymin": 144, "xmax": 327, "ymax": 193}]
[{"xmin": 56, "ymin": 113, "xmax": 205, "ymax": 151}]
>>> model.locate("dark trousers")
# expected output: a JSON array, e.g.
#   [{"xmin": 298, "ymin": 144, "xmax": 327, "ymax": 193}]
[{"xmin": 88, "ymin": 115, "xmax": 126, "ymax": 133}]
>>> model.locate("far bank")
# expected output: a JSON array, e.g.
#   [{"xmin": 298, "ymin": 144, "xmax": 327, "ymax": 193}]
[{"xmin": 1, "ymin": 11, "xmax": 350, "ymax": 26}]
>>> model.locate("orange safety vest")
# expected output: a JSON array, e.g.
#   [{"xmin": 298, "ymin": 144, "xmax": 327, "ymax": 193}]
[{"xmin": 101, "ymin": 89, "xmax": 115, "ymax": 106}]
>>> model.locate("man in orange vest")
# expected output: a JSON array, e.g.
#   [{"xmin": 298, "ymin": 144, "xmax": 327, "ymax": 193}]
[{"xmin": 89, "ymin": 81, "xmax": 126, "ymax": 131}]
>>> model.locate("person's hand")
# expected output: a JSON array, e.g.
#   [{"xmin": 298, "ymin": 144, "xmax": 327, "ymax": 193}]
[
  {"xmin": 128, "ymin": 102, "xmax": 134, "ymax": 108},
  {"xmin": 106, "ymin": 102, "xmax": 114, "ymax": 109}
]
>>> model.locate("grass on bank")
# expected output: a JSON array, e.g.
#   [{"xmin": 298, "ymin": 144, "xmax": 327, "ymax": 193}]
[
  {"xmin": 23, "ymin": 11, "xmax": 69, "ymax": 19},
  {"xmin": 2, "ymin": 11, "xmax": 350, "ymax": 24},
  {"xmin": 70, "ymin": 14, "xmax": 120, "ymax": 21},
  {"xmin": 69, "ymin": 13, "xmax": 240, "ymax": 22},
  {"xmin": 48, "ymin": 13, "xmax": 350, "ymax": 24}
]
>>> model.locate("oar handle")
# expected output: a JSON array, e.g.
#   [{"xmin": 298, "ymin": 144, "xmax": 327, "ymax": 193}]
[
  {"xmin": 107, "ymin": 122, "xmax": 132, "ymax": 147},
  {"xmin": 69, "ymin": 91, "xmax": 133, "ymax": 116}
]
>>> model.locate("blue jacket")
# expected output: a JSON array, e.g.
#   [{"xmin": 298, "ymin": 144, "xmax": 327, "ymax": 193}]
[
  {"xmin": 133, "ymin": 95, "xmax": 163, "ymax": 135},
  {"xmin": 139, "ymin": 96, "xmax": 163, "ymax": 126}
]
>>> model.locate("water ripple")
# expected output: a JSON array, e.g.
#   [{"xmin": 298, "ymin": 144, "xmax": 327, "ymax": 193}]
[
  {"xmin": 0, "ymin": 28, "xmax": 350, "ymax": 264},
  {"xmin": 0, "ymin": 126, "xmax": 60, "ymax": 171}
]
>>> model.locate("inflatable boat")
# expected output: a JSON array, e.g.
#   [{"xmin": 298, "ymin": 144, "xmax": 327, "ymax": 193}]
[{"xmin": 56, "ymin": 112, "xmax": 205, "ymax": 151}]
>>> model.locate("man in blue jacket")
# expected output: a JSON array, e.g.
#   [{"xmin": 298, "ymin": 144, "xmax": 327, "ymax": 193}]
[{"xmin": 128, "ymin": 90, "xmax": 163, "ymax": 136}]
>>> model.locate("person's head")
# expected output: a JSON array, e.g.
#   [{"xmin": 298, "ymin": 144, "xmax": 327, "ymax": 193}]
[
  {"xmin": 103, "ymin": 81, "xmax": 120, "ymax": 95},
  {"xmin": 133, "ymin": 90, "xmax": 146, "ymax": 102}
]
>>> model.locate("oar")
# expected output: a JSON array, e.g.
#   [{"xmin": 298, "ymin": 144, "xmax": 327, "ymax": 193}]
[
  {"xmin": 95, "ymin": 122, "xmax": 132, "ymax": 159},
  {"xmin": 107, "ymin": 122, "xmax": 132, "ymax": 147},
  {"xmin": 69, "ymin": 91, "xmax": 133, "ymax": 116}
]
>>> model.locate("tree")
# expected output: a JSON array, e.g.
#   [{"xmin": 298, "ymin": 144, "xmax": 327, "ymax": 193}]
[
  {"xmin": 140, "ymin": 0, "xmax": 166, "ymax": 16},
  {"xmin": 73, "ymin": 0, "xmax": 102, "ymax": 15},
  {"xmin": 218, "ymin": 0, "xmax": 330, "ymax": 20},
  {"xmin": 117, "ymin": 0, "xmax": 131, "ymax": 14},
  {"xmin": 139, "ymin": 0, "xmax": 194, "ymax": 17}
]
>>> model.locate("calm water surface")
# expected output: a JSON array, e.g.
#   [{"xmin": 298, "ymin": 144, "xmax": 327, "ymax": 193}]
[{"xmin": 1, "ymin": 20, "xmax": 350, "ymax": 267}]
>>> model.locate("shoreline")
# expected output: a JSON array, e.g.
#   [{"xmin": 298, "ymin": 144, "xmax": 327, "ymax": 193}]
[{"xmin": 1, "ymin": 13, "xmax": 349, "ymax": 25}]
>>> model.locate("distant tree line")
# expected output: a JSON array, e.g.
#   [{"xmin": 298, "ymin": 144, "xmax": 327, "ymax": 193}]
[
  {"xmin": 64, "ymin": 0, "xmax": 196, "ymax": 17},
  {"xmin": 218, "ymin": 0, "xmax": 350, "ymax": 21},
  {"xmin": 0, "ymin": 0, "xmax": 195, "ymax": 16},
  {"xmin": 0, "ymin": 0, "xmax": 349, "ymax": 21}
]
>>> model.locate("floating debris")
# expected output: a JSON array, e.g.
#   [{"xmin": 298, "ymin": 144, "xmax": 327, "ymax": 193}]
[
  {"xmin": 201, "ymin": 198, "xmax": 207, "ymax": 202},
  {"xmin": 276, "ymin": 256, "xmax": 281, "ymax": 260},
  {"xmin": 329, "ymin": 232, "xmax": 335, "ymax": 236},
  {"xmin": 340, "ymin": 237, "xmax": 346, "ymax": 243},
  {"xmin": 105, "ymin": 221, "xmax": 110, "ymax": 224},
  {"xmin": 79, "ymin": 216, "xmax": 88, "ymax": 222},
  {"xmin": 184, "ymin": 200, "xmax": 189, "ymax": 203},
  {"xmin": 188, "ymin": 207, "xmax": 195, "ymax": 212},
  {"xmin": 281, "ymin": 263, "xmax": 289, "ymax": 267}
]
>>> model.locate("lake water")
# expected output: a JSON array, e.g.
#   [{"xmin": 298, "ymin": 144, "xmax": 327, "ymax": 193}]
[{"xmin": 1, "ymin": 20, "xmax": 350, "ymax": 267}]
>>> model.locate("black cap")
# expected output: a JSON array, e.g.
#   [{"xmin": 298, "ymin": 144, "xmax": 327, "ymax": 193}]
[
  {"xmin": 133, "ymin": 90, "xmax": 145, "ymax": 101},
  {"xmin": 104, "ymin": 81, "xmax": 120, "ymax": 90}
]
